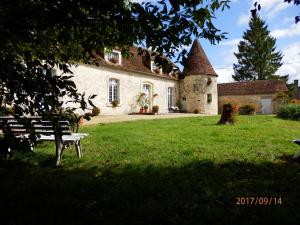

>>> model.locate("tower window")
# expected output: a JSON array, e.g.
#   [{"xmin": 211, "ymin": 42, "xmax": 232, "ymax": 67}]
[{"xmin": 207, "ymin": 94, "xmax": 212, "ymax": 103}]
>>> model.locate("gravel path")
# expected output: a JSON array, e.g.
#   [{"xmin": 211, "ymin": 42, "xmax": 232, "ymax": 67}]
[{"xmin": 83, "ymin": 113, "xmax": 209, "ymax": 125}]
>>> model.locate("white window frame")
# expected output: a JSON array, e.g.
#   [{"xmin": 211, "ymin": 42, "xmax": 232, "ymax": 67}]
[
  {"xmin": 141, "ymin": 82, "xmax": 153, "ymax": 108},
  {"xmin": 108, "ymin": 78, "xmax": 120, "ymax": 104},
  {"xmin": 167, "ymin": 87, "xmax": 173, "ymax": 108},
  {"xmin": 105, "ymin": 49, "xmax": 122, "ymax": 65},
  {"xmin": 151, "ymin": 60, "xmax": 162, "ymax": 74}
]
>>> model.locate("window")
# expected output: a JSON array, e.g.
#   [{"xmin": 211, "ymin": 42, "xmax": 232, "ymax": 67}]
[
  {"xmin": 151, "ymin": 61, "xmax": 162, "ymax": 74},
  {"xmin": 168, "ymin": 87, "xmax": 173, "ymax": 108},
  {"xmin": 143, "ymin": 83, "xmax": 152, "ymax": 107},
  {"xmin": 105, "ymin": 50, "xmax": 121, "ymax": 65},
  {"xmin": 207, "ymin": 94, "xmax": 212, "ymax": 103},
  {"xmin": 109, "ymin": 79, "xmax": 119, "ymax": 103}
]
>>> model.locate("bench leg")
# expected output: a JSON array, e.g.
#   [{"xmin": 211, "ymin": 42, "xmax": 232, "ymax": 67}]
[
  {"xmin": 55, "ymin": 142, "xmax": 65, "ymax": 166},
  {"xmin": 29, "ymin": 141, "xmax": 35, "ymax": 153},
  {"xmin": 75, "ymin": 140, "xmax": 82, "ymax": 158}
]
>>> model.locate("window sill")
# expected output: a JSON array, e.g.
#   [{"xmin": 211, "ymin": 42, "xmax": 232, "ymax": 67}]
[{"xmin": 106, "ymin": 103, "xmax": 122, "ymax": 108}]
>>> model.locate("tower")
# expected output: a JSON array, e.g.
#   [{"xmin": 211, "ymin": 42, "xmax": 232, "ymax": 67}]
[{"xmin": 181, "ymin": 39, "xmax": 218, "ymax": 114}]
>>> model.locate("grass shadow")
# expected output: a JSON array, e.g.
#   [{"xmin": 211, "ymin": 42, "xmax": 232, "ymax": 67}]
[{"xmin": 0, "ymin": 157, "xmax": 299, "ymax": 225}]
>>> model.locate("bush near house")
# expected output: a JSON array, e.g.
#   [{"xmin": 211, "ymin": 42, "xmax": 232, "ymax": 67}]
[
  {"xmin": 277, "ymin": 104, "xmax": 300, "ymax": 120},
  {"xmin": 92, "ymin": 107, "xmax": 101, "ymax": 116},
  {"xmin": 176, "ymin": 100, "xmax": 183, "ymax": 111},
  {"xmin": 290, "ymin": 99, "xmax": 300, "ymax": 105},
  {"xmin": 219, "ymin": 98, "xmax": 240, "ymax": 113},
  {"xmin": 239, "ymin": 104, "xmax": 256, "ymax": 115},
  {"xmin": 152, "ymin": 105, "xmax": 159, "ymax": 114}
]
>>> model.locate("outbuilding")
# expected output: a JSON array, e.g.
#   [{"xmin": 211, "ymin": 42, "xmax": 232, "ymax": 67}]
[{"xmin": 217, "ymin": 80, "xmax": 288, "ymax": 114}]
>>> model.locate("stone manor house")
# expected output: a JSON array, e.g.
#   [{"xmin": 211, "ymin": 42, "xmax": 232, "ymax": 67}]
[{"xmin": 70, "ymin": 39, "xmax": 219, "ymax": 115}]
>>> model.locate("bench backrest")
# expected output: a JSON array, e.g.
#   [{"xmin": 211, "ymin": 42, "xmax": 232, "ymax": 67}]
[
  {"xmin": 0, "ymin": 118, "xmax": 72, "ymax": 136},
  {"xmin": 31, "ymin": 120, "xmax": 72, "ymax": 135}
]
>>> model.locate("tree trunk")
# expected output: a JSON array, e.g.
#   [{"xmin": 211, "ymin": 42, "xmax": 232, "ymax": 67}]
[
  {"xmin": 218, "ymin": 104, "xmax": 235, "ymax": 125},
  {"xmin": 53, "ymin": 118, "xmax": 64, "ymax": 166}
]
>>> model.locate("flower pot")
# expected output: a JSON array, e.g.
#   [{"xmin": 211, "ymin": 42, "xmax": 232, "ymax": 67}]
[
  {"xmin": 144, "ymin": 108, "xmax": 148, "ymax": 113},
  {"xmin": 79, "ymin": 116, "xmax": 84, "ymax": 124},
  {"xmin": 139, "ymin": 107, "xmax": 144, "ymax": 114}
]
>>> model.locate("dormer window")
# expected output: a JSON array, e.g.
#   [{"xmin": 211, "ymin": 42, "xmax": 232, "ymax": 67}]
[
  {"xmin": 105, "ymin": 50, "xmax": 122, "ymax": 65},
  {"xmin": 151, "ymin": 61, "xmax": 162, "ymax": 74}
]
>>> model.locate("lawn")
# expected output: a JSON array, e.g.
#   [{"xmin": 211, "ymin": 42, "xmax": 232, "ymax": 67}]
[{"xmin": 0, "ymin": 115, "xmax": 299, "ymax": 225}]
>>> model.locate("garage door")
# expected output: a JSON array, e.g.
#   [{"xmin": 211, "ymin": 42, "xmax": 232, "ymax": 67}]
[{"xmin": 261, "ymin": 98, "xmax": 272, "ymax": 114}]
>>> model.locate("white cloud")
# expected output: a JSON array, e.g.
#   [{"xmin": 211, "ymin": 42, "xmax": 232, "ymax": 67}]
[
  {"xmin": 216, "ymin": 68, "xmax": 235, "ymax": 83},
  {"xmin": 237, "ymin": 14, "xmax": 250, "ymax": 26},
  {"xmin": 250, "ymin": 0, "xmax": 291, "ymax": 18},
  {"xmin": 267, "ymin": 2, "xmax": 290, "ymax": 18},
  {"xmin": 220, "ymin": 38, "xmax": 241, "ymax": 46},
  {"xmin": 215, "ymin": 38, "xmax": 241, "ymax": 83},
  {"xmin": 277, "ymin": 42, "xmax": 300, "ymax": 82},
  {"xmin": 271, "ymin": 24, "xmax": 300, "ymax": 39}
]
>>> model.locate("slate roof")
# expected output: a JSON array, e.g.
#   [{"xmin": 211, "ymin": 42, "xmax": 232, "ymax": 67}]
[
  {"xmin": 218, "ymin": 80, "xmax": 288, "ymax": 96},
  {"xmin": 89, "ymin": 47, "xmax": 178, "ymax": 80},
  {"xmin": 183, "ymin": 39, "xmax": 218, "ymax": 76}
]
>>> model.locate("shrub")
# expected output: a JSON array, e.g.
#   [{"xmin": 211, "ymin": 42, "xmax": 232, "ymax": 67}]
[
  {"xmin": 112, "ymin": 100, "xmax": 119, "ymax": 107},
  {"xmin": 239, "ymin": 104, "xmax": 256, "ymax": 115},
  {"xmin": 290, "ymin": 99, "xmax": 300, "ymax": 105},
  {"xmin": 277, "ymin": 104, "xmax": 300, "ymax": 120},
  {"xmin": 152, "ymin": 105, "xmax": 159, "ymax": 113},
  {"xmin": 92, "ymin": 107, "xmax": 100, "ymax": 116},
  {"xmin": 219, "ymin": 98, "xmax": 240, "ymax": 113},
  {"xmin": 176, "ymin": 100, "xmax": 183, "ymax": 110}
]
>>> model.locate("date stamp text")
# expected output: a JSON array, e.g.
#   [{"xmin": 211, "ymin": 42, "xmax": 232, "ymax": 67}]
[{"xmin": 235, "ymin": 197, "xmax": 283, "ymax": 205}]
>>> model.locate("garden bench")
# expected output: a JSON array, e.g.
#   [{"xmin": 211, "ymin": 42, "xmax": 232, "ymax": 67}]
[{"xmin": 0, "ymin": 116, "xmax": 88, "ymax": 164}]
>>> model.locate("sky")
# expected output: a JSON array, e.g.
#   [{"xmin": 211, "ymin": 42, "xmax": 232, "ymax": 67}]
[
  {"xmin": 132, "ymin": 0, "xmax": 300, "ymax": 84},
  {"xmin": 202, "ymin": 0, "xmax": 300, "ymax": 84}
]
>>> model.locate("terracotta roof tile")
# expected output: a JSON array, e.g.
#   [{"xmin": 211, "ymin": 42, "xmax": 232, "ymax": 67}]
[
  {"xmin": 183, "ymin": 39, "xmax": 218, "ymax": 76},
  {"xmin": 218, "ymin": 80, "xmax": 288, "ymax": 96},
  {"xmin": 89, "ymin": 47, "xmax": 178, "ymax": 80}
]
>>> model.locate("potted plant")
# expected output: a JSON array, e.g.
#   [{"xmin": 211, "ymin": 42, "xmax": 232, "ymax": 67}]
[
  {"xmin": 137, "ymin": 93, "xmax": 146, "ymax": 113},
  {"xmin": 139, "ymin": 107, "xmax": 145, "ymax": 114},
  {"xmin": 92, "ymin": 107, "xmax": 100, "ymax": 116},
  {"xmin": 112, "ymin": 100, "xmax": 119, "ymax": 107},
  {"xmin": 144, "ymin": 105, "xmax": 149, "ymax": 113},
  {"xmin": 152, "ymin": 105, "xmax": 159, "ymax": 114}
]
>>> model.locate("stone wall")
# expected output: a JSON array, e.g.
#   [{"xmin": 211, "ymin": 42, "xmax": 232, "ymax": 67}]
[
  {"xmin": 218, "ymin": 94, "xmax": 280, "ymax": 114},
  {"xmin": 68, "ymin": 64, "xmax": 179, "ymax": 115},
  {"xmin": 180, "ymin": 75, "xmax": 218, "ymax": 115}
]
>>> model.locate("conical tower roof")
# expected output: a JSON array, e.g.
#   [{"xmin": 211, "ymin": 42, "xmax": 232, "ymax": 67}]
[{"xmin": 183, "ymin": 39, "xmax": 218, "ymax": 76}]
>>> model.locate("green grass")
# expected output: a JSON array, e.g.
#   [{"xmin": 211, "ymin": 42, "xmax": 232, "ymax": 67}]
[{"xmin": 0, "ymin": 115, "xmax": 300, "ymax": 225}]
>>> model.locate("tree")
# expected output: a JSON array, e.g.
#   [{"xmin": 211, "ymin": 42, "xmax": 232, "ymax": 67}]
[
  {"xmin": 0, "ymin": 0, "xmax": 230, "ymax": 164},
  {"xmin": 232, "ymin": 15, "xmax": 283, "ymax": 81}
]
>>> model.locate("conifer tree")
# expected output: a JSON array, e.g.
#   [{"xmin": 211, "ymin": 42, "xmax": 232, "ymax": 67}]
[{"xmin": 233, "ymin": 15, "xmax": 283, "ymax": 81}]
